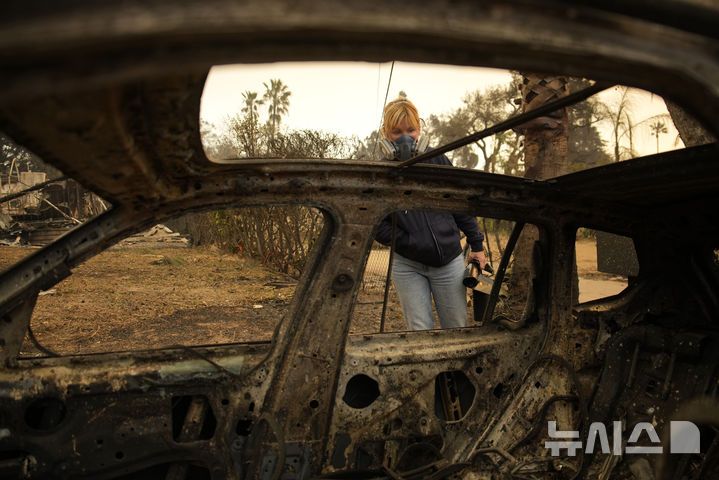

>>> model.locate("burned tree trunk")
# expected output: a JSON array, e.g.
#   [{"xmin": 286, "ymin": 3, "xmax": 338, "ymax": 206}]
[
  {"xmin": 665, "ymin": 100, "xmax": 716, "ymax": 147},
  {"xmin": 509, "ymin": 75, "xmax": 573, "ymax": 318},
  {"xmin": 518, "ymin": 74, "xmax": 570, "ymax": 180}
]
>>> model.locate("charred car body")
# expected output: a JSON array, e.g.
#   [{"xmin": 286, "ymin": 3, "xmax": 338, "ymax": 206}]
[{"xmin": 0, "ymin": 1, "xmax": 718, "ymax": 479}]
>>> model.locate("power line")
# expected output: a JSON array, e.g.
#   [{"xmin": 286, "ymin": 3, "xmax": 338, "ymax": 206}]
[{"xmin": 372, "ymin": 61, "xmax": 395, "ymax": 159}]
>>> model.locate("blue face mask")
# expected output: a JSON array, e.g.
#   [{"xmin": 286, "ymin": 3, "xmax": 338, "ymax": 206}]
[{"xmin": 394, "ymin": 134, "xmax": 416, "ymax": 161}]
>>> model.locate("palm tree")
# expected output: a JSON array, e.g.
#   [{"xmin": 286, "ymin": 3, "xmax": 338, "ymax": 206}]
[
  {"xmin": 241, "ymin": 91, "xmax": 261, "ymax": 124},
  {"xmin": 649, "ymin": 120, "xmax": 668, "ymax": 153},
  {"xmin": 262, "ymin": 79, "xmax": 291, "ymax": 144},
  {"xmin": 241, "ymin": 91, "xmax": 262, "ymax": 155}
]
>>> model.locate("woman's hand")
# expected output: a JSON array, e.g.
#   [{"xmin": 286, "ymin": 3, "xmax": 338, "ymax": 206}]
[{"xmin": 468, "ymin": 250, "xmax": 486, "ymax": 270}]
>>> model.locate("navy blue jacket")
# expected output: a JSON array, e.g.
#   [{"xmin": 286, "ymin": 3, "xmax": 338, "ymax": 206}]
[{"xmin": 375, "ymin": 150, "xmax": 484, "ymax": 267}]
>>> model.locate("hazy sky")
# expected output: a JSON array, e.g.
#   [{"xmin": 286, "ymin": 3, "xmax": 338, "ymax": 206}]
[
  {"xmin": 201, "ymin": 61, "xmax": 514, "ymax": 139},
  {"xmin": 200, "ymin": 61, "xmax": 681, "ymax": 158}
]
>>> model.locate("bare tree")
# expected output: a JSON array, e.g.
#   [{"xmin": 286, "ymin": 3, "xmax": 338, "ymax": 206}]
[
  {"xmin": 200, "ymin": 120, "xmax": 236, "ymax": 159},
  {"xmin": 197, "ymin": 119, "xmax": 349, "ymax": 276},
  {"xmin": 425, "ymin": 77, "xmax": 523, "ymax": 172},
  {"xmin": 596, "ymin": 86, "xmax": 638, "ymax": 162}
]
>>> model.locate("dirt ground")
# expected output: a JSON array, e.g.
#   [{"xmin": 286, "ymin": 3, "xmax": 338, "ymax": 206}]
[{"xmin": 0, "ymin": 239, "xmax": 623, "ymax": 358}]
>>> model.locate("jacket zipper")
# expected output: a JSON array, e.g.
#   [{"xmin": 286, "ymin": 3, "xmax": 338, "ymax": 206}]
[{"xmin": 423, "ymin": 212, "xmax": 443, "ymax": 264}]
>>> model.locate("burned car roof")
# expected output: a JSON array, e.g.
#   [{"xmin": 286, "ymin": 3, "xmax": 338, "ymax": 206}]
[{"xmin": 0, "ymin": 1, "xmax": 718, "ymax": 480}]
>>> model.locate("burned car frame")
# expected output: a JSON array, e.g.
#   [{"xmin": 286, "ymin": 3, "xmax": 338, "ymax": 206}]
[{"xmin": 1, "ymin": 1, "xmax": 719, "ymax": 479}]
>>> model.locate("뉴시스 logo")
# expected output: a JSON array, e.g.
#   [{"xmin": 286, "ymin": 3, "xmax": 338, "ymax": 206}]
[{"xmin": 545, "ymin": 421, "xmax": 700, "ymax": 456}]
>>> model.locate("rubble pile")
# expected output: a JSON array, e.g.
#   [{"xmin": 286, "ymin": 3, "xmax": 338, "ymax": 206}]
[{"xmin": 118, "ymin": 224, "xmax": 190, "ymax": 247}]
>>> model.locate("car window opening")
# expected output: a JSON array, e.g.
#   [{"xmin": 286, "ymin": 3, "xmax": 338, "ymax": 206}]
[
  {"xmin": 19, "ymin": 205, "xmax": 324, "ymax": 357},
  {"xmin": 574, "ymin": 228, "xmax": 635, "ymax": 304},
  {"xmin": 201, "ymin": 62, "xmax": 693, "ymax": 180},
  {"xmin": 352, "ymin": 214, "xmax": 540, "ymax": 334}
]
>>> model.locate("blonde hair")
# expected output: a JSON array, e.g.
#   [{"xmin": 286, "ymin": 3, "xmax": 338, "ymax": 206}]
[{"xmin": 381, "ymin": 97, "xmax": 421, "ymax": 138}]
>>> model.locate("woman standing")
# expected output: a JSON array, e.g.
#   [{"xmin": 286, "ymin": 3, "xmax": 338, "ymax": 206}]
[{"xmin": 375, "ymin": 97, "xmax": 486, "ymax": 330}]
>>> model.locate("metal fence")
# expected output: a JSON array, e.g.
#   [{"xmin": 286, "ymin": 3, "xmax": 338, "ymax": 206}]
[{"xmin": 360, "ymin": 242, "xmax": 392, "ymax": 292}]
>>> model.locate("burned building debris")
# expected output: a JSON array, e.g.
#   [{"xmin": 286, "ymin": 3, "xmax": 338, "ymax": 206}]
[{"xmin": 0, "ymin": 173, "xmax": 108, "ymax": 246}]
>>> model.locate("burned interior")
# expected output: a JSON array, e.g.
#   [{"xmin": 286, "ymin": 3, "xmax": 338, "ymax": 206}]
[{"xmin": 1, "ymin": 1, "xmax": 719, "ymax": 479}]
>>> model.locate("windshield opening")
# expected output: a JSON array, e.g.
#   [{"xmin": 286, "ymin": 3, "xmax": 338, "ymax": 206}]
[{"xmin": 200, "ymin": 61, "xmax": 699, "ymax": 178}]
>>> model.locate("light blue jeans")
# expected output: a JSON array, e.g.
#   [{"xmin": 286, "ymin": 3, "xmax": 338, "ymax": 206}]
[{"xmin": 392, "ymin": 253, "xmax": 468, "ymax": 331}]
